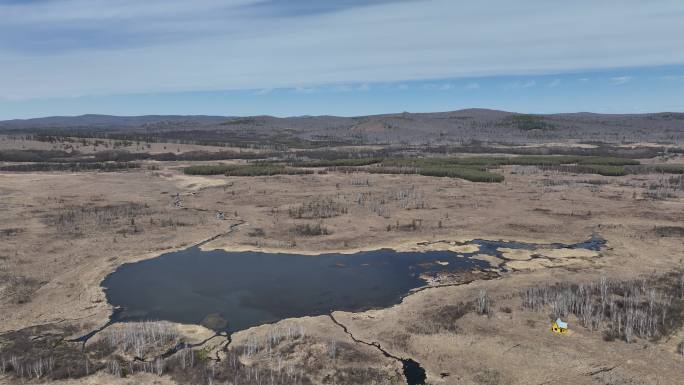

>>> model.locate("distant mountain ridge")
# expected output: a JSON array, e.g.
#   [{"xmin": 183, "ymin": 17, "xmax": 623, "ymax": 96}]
[
  {"xmin": 1, "ymin": 109, "xmax": 682, "ymax": 145},
  {"xmin": 0, "ymin": 114, "xmax": 231, "ymax": 129}
]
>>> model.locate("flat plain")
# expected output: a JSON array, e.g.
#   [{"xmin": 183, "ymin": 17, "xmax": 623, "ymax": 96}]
[{"xmin": 0, "ymin": 110, "xmax": 683, "ymax": 385}]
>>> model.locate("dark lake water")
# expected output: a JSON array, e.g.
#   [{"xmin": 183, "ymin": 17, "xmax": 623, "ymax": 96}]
[
  {"xmin": 102, "ymin": 234, "xmax": 605, "ymax": 333},
  {"xmin": 101, "ymin": 235, "xmax": 604, "ymax": 385},
  {"xmin": 103, "ymin": 247, "xmax": 490, "ymax": 333}
]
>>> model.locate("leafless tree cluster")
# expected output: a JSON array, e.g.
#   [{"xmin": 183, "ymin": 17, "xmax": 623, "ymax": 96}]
[
  {"xmin": 167, "ymin": 325, "xmax": 313, "ymax": 385},
  {"xmin": 0, "ymin": 324, "xmax": 99, "ymax": 381},
  {"xmin": 352, "ymin": 186, "xmax": 428, "ymax": 218},
  {"xmin": 129, "ymin": 357, "xmax": 166, "ymax": 376},
  {"xmin": 354, "ymin": 191, "xmax": 390, "ymax": 218},
  {"xmin": 102, "ymin": 321, "xmax": 180, "ymax": 359},
  {"xmin": 0, "ymin": 355, "xmax": 55, "ymax": 379},
  {"xmin": 476, "ymin": 289, "xmax": 493, "ymax": 317},
  {"xmin": 0, "ymin": 227, "xmax": 25, "ymax": 237},
  {"xmin": 0, "ymin": 271, "xmax": 38, "ymax": 304},
  {"xmin": 646, "ymin": 175, "xmax": 683, "ymax": 200},
  {"xmin": 197, "ymin": 350, "xmax": 312, "ymax": 385},
  {"xmin": 652, "ymin": 226, "xmax": 684, "ymax": 238},
  {"xmin": 45, "ymin": 202, "xmax": 151, "ymax": 234},
  {"xmin": 520, "ymin": 273, "xmax": 684, "ymax": 342},
  {"xmin": 393, "ymin": 186, "xmax": 429, "ymax": 210},
  {"xmin": 291, "ymin": 223, "xmax": 330, "ymax": 237},
  {"xmin": 511, "ymin": 165, "xmax": 543, "ymax": 175},
  {"xmin": 327, "ymin": 339, "xmax": 337, "ymax": 360},
  {"xmin": 288, "ymin": 198, "xmax": 348, "ymax": 219},
  {"xmin": 387, "ymin": 218, "xmax": 424, "ymax": 232},
  {"xmin": 243, "ymin": 325, "xmax": 307, "ymax": 359},
  {"xmin": 350, "ymin": 178, "xmax": 370, "ymax": 186},
  {"xmin": 106, "ymin": 359, "xmax": 122, "ymax": 377}
]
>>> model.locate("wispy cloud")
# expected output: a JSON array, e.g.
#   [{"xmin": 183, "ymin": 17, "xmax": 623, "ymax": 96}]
[
  {"xmin": 421, "ymin": 83, "xmax": 454, "ymax": 90},
  {"xmin": 294, "ymin": 86, "xmax": 317, "ymax": 94},
  {"xmin": 357, "ymin": 83, "xmax": 371, "ymax": 92},
  {"xmin": 506, "ymin": 80, "xmax": 536, "ymax": 89},
  {"xmin": 548, "ymin": 79, "xmax": 561, "ymax": 87},
  {"xmin": 610, "ymin": 76, "xmax": 633, "ymax": 85},
  {"xmin": 659, "ymin": 75, "xmax": 684, "ymax": 80},
  {"xmin": 1, "ymin": 0, "xmax": 684, "ymax": 99},
  {"xmin": 464, "ymin": 82, "xmax": 480, "ymax": 90}
]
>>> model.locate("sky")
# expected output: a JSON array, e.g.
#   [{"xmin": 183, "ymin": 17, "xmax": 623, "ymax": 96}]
[{"xmin": 1, "ymin": 0, "xmax": 684, "ymax": 119}]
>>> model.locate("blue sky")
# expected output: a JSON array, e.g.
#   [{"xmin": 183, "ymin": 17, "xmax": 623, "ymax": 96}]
[{"xmin": 1, "ymin": 0, "xmax": 683, "ymax": 119}]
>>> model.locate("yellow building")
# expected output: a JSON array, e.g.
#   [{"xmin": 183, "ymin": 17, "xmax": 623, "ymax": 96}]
[{"xmin": 551, "ymin": 318, "xmax": 568, "ymax": 334}]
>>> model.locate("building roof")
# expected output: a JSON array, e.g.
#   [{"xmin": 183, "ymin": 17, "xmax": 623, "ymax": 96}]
[{"xmin": 555, "ymin": 318, "xmax": 568, "ymax": 329}]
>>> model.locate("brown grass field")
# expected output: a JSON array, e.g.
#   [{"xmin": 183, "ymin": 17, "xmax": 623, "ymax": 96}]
[{"xmin": 1, "ymin": 133, "xmax": 683, "ymax": 385}]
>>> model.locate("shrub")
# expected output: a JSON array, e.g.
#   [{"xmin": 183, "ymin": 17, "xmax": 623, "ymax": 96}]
[
  {"xmin": 292, "ymin": 223, "xmax": 330, "ymax": 236},
  {"xmin": 476, "ymin": 290, "xmax": 493, "ymax": 317},
  {"xmin": 288, "ymin": 199, "xmax": 348, "ymax": 219}
]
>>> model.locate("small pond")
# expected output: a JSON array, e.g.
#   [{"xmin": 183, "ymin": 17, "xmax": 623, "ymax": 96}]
[
  {"xmin": 100, "ymin": 235, "xmax": 604, "ymax": 385},
  {"xmin": 103, "ymin": 247, "xmax": 489, "ymax": 332},
  {"xmin": 102, "ymin": 234, "xmax": 605, "ymax": 333}
]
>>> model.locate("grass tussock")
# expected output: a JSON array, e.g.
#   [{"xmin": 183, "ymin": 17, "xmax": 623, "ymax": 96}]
[{"xmin": 0, "ymin": 273, "xmax": 39, "ymax": 304}]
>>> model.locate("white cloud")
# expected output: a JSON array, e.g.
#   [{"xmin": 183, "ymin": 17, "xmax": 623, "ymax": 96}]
[
  {"xmin": 464, "ymin": 82, "xmax": 480, "ymax": 90},
  {"xmin": 548, "ymin": 79, "xmax": 561, "ymax": 87},
  {"xmin": 506, "ymin": 80, "xmax": 536, "ymax": 89},
  {"xmin": 1, "ymin": 0, "xmax": 684, "ymax": 99},
  {"xmin": 294, "ymin": 86, "xmax": 317, "ymax": 94},
  {"xmin": 357, "ymin": 83, "xmax": 371, "ymax": 92},
  {"xmin": 610, "ymin": 76, "xmax": 633, "ymax": 85},
  {"xmin": 331, "ymin": 84, "xmax": 354, "ymax": 92}
]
